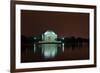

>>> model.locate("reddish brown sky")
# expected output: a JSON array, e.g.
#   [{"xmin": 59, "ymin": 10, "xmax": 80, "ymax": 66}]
[{"xmin": 21, "ymin": 10, "xmax": 89, "ymax": 38}]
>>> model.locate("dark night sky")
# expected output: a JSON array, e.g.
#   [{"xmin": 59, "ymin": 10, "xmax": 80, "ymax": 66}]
[{"xmin": 21, "ymin": 10, "xmax": 89, "ymax": 38}]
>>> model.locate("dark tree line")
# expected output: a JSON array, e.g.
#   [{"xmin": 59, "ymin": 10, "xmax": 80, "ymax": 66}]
[
  {"xmin": 21, "ymin": 35, "xmax": 89, "ymax": 51},
  {"xmin": 64, "ymin": 37, "xmax": 89, "ymax": 49},
  {"xmin": 56, "ymin": 36, "xmax": 89, "ymax": 49}
]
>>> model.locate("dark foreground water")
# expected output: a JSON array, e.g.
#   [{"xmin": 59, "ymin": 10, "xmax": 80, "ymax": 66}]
[{"xmin": 21, "ymin": 43, "xmax": 89, "ymax": 63}]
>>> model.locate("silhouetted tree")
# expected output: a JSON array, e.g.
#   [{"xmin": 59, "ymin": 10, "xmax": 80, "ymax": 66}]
[
  {"xmin": 70, "ymin": 36, "xmax": 76, "ymax": 49},
  {"xmin": 77, "ymin": 37, "xmax": 83, "ymax": 48}
]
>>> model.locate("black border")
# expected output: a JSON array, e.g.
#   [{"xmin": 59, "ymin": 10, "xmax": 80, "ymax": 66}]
[{"xmin": 11, "ymin": 1, "xmax": 96, "ymax": 73}]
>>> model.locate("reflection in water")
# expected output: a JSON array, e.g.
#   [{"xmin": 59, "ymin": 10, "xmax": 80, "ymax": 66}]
[
  {"xmin": 41, "ymin": 44, "xmax": 57, "ymax": 58},
  {"xmin": 34, "ymin": 44, "xmax": 36, "ymax": 53},
  {"xmin": 21, "ymin": 42, "xmax": 89, "ymax": 63},
  {"xmin": 21, "ymin": 43, "xmax": 89, "ymax": 63},
  {"xmin": 32, "ymin": 42, "xmax": 65, "ymax": 59}
]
